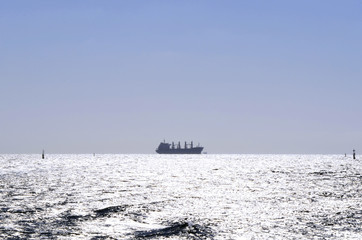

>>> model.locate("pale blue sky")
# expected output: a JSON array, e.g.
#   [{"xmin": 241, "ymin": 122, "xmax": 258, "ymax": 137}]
[{"xmin": 1, "ymin": 1, "xmax": 361, "ymax": 153}]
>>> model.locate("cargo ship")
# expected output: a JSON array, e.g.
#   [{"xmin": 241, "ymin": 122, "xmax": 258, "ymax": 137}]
[{"xmin": 156, "ymin": 141, "xmax": 203, "ymax": 154}]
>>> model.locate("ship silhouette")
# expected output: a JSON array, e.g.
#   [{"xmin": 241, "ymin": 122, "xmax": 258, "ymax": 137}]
[{"xmin": 156, "ymin": 140, "xmax": 203, "ymax": 154}]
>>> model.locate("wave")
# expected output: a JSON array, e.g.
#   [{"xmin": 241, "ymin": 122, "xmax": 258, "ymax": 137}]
[
  {"xmin": 94, "ymin": 205, "xmax": 128, "ymax": 217},
  {"xmin": 134, "ymin": 220, "xmax": 214, "ymax": 239}
]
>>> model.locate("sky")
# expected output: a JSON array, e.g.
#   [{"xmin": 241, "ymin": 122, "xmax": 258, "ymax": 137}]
[{"xmin": 0, "ymin": 1, "xmax": 361, "ymax": 154}]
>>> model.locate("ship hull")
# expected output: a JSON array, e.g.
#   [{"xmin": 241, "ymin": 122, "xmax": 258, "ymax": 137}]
[{"xmin": 156, "ymin": 147, "xmax": 203, "ymax": 154}]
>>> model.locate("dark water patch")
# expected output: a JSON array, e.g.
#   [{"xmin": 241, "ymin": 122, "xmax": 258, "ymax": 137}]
[
  {"xmin": 270, "ymin": 170, "xmax": 291, "ymax": 174},
  {"xmin": 320, "ymin": 211, "xmax": 362, "ymax": 231},
  {"xmin": 39, "ymin": 230, "xmax": 53, "ymax": 236},
  {"xmin": 18, "ymin": 227, "xmax": 36, "ymax": 234},
  {"xmin": 134, "ymin": 222, "xmax": 188, "ymax": 238},
  {"xmin": 94, "ymin": 205, "xmax": 128, "ymax": 217},
  {"xmin": 1, "ymin": 207, "xmax": 10, "ymax": 212},
  {"xmin": 55, "ymin": 210, "xmax": 93, "ymax": 227},
  {"xmin": 119, "ymin": 179, "xmax": 130, "ymax": 182},
  {"xmin": 57, "ymin": 202, "xmax": 167, "ymax": 228},
  {"xmin": 65, "ymin": 213, "xmax": 92, "ymax": 222},
  {"xmin": 58, "ymin": 199, "xmax": 68, "ymax": 205},
  {"xmin": 303, "ymin": 209, "xmax": 362, "ymax": 234},
  {"xmin": 134, "ymin": 221, "xmax": 214, "ymax": 239},
  {"xmin": 118, "ymin": 189, "xmax": 130, "ymax": 192},
  {"xmin": 318, "ymin": 191, "xmax": 358, "ymax": 199},
  {"xmin": 90, "ymin": 235, "xmax": 118, "ymax": 240},
  {"xmin": 9, "ymin": 208, "xmax": 36, "ymax": 214},
  {"xmin": 310, "ymin": 170, "xmax": 335, "ymax": 176},
  {"xmin": 320, "ymin": 191, "xmax": 334, "ymax": 198}
]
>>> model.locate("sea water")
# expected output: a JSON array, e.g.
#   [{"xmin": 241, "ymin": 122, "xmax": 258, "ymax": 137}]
[{"xmin": 0, "ymin": 154, "xmax": 361, "ymax": 239}]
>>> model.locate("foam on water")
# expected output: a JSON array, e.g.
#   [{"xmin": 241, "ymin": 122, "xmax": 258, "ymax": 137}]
[{"xmin": 0, "ymin": 154, "xmax": 361, "ymax": 239}]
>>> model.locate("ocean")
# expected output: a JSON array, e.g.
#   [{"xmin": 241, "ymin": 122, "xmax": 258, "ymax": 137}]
[{"xmin": 0, "ymin": 154, "xmax": 361, "ymax": 239}]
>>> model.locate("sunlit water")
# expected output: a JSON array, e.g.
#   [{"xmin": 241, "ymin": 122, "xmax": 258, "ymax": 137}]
[{"xmin": 0, "ymin": 154, "xmax": 361, "ymax": 239}]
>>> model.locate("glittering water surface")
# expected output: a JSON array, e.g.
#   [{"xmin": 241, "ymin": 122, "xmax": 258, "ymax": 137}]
[{"xmin": 0, "ymin": 154, "xmax": 361, "ymax": 239}]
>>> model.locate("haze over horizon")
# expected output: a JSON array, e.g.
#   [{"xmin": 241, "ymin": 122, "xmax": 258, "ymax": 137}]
[{"xmin": 1, "ymin": 1, "xmax": 361, "ymax": 154}]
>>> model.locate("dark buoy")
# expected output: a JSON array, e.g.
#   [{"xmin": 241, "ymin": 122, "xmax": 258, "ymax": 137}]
[
  {"xmin": 353, "ymin": 149, "xmax": 356, "ymax": 159},
  {"xmin": 42, "ymin": 149, "xmax": 45, "ymax": 159}
]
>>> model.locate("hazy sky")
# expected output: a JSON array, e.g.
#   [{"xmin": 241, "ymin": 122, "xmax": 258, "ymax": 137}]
[{"xmin": 1, "ymin": 1, "xmax": 361, "ymax": 154}]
